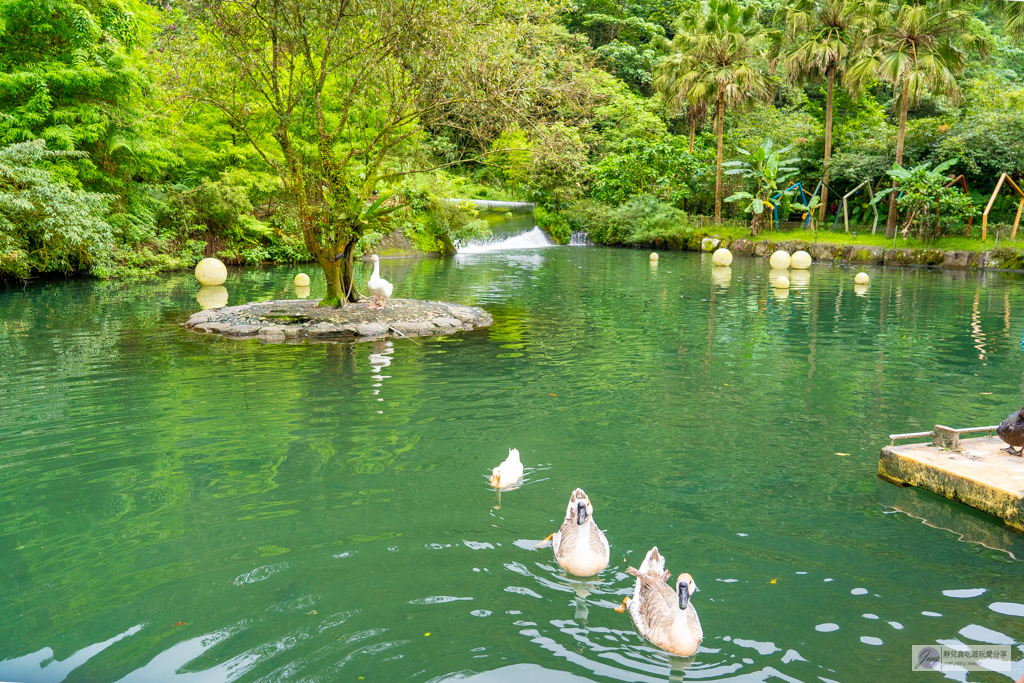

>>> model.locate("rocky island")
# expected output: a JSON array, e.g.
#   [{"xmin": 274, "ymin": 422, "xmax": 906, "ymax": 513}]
[{"xmin": 186, "ymin": 298, "xmax": 493, "ymax": 343}]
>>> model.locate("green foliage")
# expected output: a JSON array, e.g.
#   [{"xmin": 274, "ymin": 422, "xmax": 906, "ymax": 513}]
[
  {"xmin": 0, "ymin": 0, "xmax": 172, "ymax": 190},
  {"xmin": 535, "ymin": 206, "xmax": 572, "ymax": 244},
  {"xmin": 724, "ymin": 140, "xmax": 801, "ymax": 234},
  {"xmin": 0, "ymin": 140, "xmax": 113, "ymax": 278},
  {"xmin": 592, "ymin": 135, "xmax": 699, "ymax": 206},
  {"xmin": 872, "ymin": 159, "xmax": 977, "ymax": 240},
  {"xmin": 596, "ymin": 41, "xmax": 662, "ymax": 93},
  {"xmin": 568, "ymin": 195, "xmax": 692, "ymax": 245},
  {"xmin": 417, "ymin": 199, "xmax": 490, "ymax": 256},
  {"xmin": 490, "ymin": 123, "xmax": 589, "ymax": 210},
  {"xmin": 934, "ymin": 71, "xmax": 1024, "ymax": 180}
]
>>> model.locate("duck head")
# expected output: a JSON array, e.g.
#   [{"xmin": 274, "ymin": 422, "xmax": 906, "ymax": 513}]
[
  {"xmin": 370, "ymin": 254, "xmax": 379, "ymax": 263},
  {"xmin": 676, "ymin": 573, "xmax": 697, "ymax": 610},
  {"xmin": 567, "ymin": 488, "xmax": 594, "ymax": 526}
]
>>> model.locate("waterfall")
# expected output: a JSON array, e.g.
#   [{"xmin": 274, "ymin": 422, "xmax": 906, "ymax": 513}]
[
  {"xmin": 446, "ymin": 198, "xmax": 537, "ymax": 211},
  {"xmin": 569, "ymin": 231, "xmax": 592, "ymax": 246},
  {"xmin": 457, "ymin": 226, "xmax": 555, "ymax": 254}
]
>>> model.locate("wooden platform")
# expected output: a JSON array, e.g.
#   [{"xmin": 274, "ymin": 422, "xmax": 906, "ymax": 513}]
[{"xmin": 879, "ymin": 436, "xmax": 1024, "ymax": 533}]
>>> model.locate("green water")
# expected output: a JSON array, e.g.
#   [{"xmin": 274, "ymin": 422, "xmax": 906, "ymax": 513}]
[{"xmin": 2, "ymin": 247, "xmax": 1023, "ymax": 683}]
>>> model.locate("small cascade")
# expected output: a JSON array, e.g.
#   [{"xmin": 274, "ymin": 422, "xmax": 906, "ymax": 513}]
[
  {"xmin": 569, "ymin": 231, "xmax": 592, "ymax": 246},
  {"xmin": 458, "ymin": 226, "xmax": 555, "ymax": 254}
]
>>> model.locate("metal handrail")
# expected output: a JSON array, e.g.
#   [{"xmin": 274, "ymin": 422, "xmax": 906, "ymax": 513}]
[{"xmin": 889, "ymin": 425, "xmax": 999, "ymax": 447}]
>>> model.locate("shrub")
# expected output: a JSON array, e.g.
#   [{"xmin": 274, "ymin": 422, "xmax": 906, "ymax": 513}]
[
  {"xmin": 536, "ymin": 206, "xmax": 571, "ymax": 244},
  {"xmin": 0, "ymin": 140, "xmax": 114, "ymax": 279}
]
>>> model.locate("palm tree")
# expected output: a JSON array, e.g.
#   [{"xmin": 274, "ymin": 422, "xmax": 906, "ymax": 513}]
[
  {"xmin": 655, "ymin": 0, "xmax": 771, "ymax": 221},
  {"xmin": 776, "ymin": 0, "xmax": 869, "ymax": 222},
  {"xmin": 846, "ymin": 0, "xmax": 992, "ymax": 237},
  {"xmin": 1001, "ymin": 0, "xmax": 1024, "ymax": 41}
]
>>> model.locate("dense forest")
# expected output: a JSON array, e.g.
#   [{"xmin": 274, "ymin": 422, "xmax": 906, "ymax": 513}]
[{"xmin": 1, "ymin": 0, "xmax": 1023, "ymax": 290}]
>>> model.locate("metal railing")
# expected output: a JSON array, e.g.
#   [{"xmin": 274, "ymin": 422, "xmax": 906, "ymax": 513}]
[{"xmin": 889, "ymin": 424, "xmax": 999, "ymax": 449}]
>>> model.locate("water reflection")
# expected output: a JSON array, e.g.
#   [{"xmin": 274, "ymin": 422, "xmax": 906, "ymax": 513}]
[
  {"xmin": 4, "ymin": 251, "xmax": 1024, "ymax": 682},
  {"xmin": 196, "ymin": 285, "xmax": 228, "ymax": 309},
  {"xmin": 711, "ymin": 266, "xmax": 732, "ymax": 288}
]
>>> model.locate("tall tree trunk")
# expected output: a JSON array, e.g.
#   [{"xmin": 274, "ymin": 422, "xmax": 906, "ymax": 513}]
[
  {"xmin": 320, "ymin": 256, "xmax": 345, "ymax": 307},
  {"xmin": 714, "ymin": 97, "xmax": 725, "ymax": 222},
  {"xmin": 318, "ymin": 239, "xmax": 361, "ymax": 307},
  {"xmin": 886, "ymin": 87, "xmax": 911, "ymax": 238},
  {"xmin": 820, "ymin": 64, "xmax": 836, "ymax": 223},
  {"xmin": 689, "ymin": 119, "xmax": 696, "ymax": 153}
]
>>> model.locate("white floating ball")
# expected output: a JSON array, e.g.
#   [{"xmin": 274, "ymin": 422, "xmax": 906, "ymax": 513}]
[
  {"xmin": 775, "ymin": 275, "xmax": 790, "ymax": 289},
  {"xmin": 712, "ymin": 248, "xmax": 733, "ymax": 267},
  {"xmin": 791, "ymin": 250, "xmax": 812, "ymax": 269},
  {"xmin": 855, "ymin": 272, "xmax": 870, "ymax": 284},
  {"xmin": 195, "ymin": 258, "xmax": 227, "ymax": 286},
  {"xmin": 294, "ymin": 272, "xmax": 310, "ymax": 287},
  {"xmin": 769, "ymin": 250, "xmax": 792, "ymax": 270},
  {"xmin": 650, "ymin": 252, "xmax": 659, "ymax": 261},
  {"xmin": 196, "ymin": 285, "xmax": 228, "ymax": 310},
  {"xmin": 295, "ymin": 285, "xmax": 310, "ymax": 299}
]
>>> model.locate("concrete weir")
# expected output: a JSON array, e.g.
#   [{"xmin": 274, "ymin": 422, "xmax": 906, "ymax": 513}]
[
  {"xmin": 879, "ymin": 428, "xmax": 1024, "ymax": 533},
  {"xmin": 186, "ymin": 298, "xmax": 492, "ymax": 343}
]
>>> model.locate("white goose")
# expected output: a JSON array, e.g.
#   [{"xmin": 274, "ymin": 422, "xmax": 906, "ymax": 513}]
[
  {"xmin": 616, "ymin": 546, "xmax": 703, "ymax": 657},
  {"xmin": 489, "ymin": 448, "xmax": 524, "ymax": 489},
  {"xmin": 366, "ymin": 254, "xmax": 393, "ymax": 309}
]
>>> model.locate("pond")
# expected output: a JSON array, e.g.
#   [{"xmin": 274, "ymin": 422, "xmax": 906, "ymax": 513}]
[{"xmin": 2, "ymin": 246, "xmax": 1023, "ymax": 682}]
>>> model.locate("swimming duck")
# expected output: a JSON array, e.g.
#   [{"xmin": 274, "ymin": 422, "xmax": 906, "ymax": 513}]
[
  {"xmin": 535, "ymin": 488, "xmax": 609, "ymax": 576},
  {"xmin": 489, "ymin": 448, "xmax": 523, "ymax": 489},
  {"xmin": 366, "ymin": 254, "xmax": 393, "ymax": 309},
  {"xmin": 616, "ymin": 546, "xmax": 703, "ymax": 657},
  {"xmin": 997, "ymin": 408, "xmax": 1024, "ymax": 455}
]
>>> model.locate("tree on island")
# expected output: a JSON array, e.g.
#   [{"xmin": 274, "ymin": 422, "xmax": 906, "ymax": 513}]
[{"xmin": 165, "ymin": 0, "xmax": 540, "ymax": 305}]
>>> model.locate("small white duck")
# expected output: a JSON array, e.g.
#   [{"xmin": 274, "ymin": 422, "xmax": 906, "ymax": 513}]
[
  {"xmin": 616, "ymin": 546, "xmax": 703, "ymax": 657},
  {"xmin": 366, "ymin": 254, "xmax": 393, "ymax": 309},
  {"xmin": 489, "ymin": 448, "xmax": 524, "ymax": 489},
  {"xmin": 535, "ymin": 488, "xmax": 610, "ymax": 577}
]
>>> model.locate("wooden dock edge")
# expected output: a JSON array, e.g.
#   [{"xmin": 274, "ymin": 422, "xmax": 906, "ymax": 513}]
[{"xmin": 879, "ymin": 445, "xmax": 1024, "ymax": 534}]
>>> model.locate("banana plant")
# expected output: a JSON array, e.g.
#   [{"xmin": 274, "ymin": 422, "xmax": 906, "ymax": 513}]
[
  {"xmin": 723, "ymin": 139, "xmax": 800, "ymax": 235},
  {"xmin": 870, "ymin": 159, "xmax": 975, "ymax": 240},
  {"xmin": 791, "ymin": 194, "xmax": 822, "ymax": 238}
]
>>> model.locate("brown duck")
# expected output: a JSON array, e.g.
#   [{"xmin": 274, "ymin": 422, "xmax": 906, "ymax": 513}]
[{"xmin": 997, "ymin": 408, "xmax": 1024, "ymax": 455}]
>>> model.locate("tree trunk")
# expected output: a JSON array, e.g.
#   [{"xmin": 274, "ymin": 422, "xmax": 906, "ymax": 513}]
[
  {"xmin": 820, "ymin": 64, "xmax": 835, "ymax": 223},
  {"xmin": 714, "ymin": 97, "xmax": 724, "ymax": 222},
  {"xmin": 319, "ymin": 256, "xmax": 345, "ymax": 307},
  {"xmin": 689, "ymin": 119, "xmax": 696, "ymax": 153},
  {"xmin": 886, "ymin": 87, "xmax": 911, "ymax": 238},
  {"xmin": 317, "ymin": 240, "xmax": 361, "ymax": 307},
  {"xmin": 340, "ymin": 239, "xmax": 360, "ymax": 304}
]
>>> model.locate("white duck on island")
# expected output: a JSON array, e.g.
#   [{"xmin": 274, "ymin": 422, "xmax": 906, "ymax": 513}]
[
  {"xmin": 366, "ymin": 254, "xmax": 393, "ymax": 309},
  {"xmin": 489, "ymin": 448, "xmax": 524, "ymax": 489}
]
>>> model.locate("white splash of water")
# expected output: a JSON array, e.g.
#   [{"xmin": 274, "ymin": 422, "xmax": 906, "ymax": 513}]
[{"xmin": 458, "ymin": 227, "xmax": 554, "ymax": 254}]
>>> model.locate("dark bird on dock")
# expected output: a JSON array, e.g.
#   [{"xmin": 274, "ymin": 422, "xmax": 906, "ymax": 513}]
[{"xmin": 996, "ymin": 408, "xmax": 1024, "ymax": 455}]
